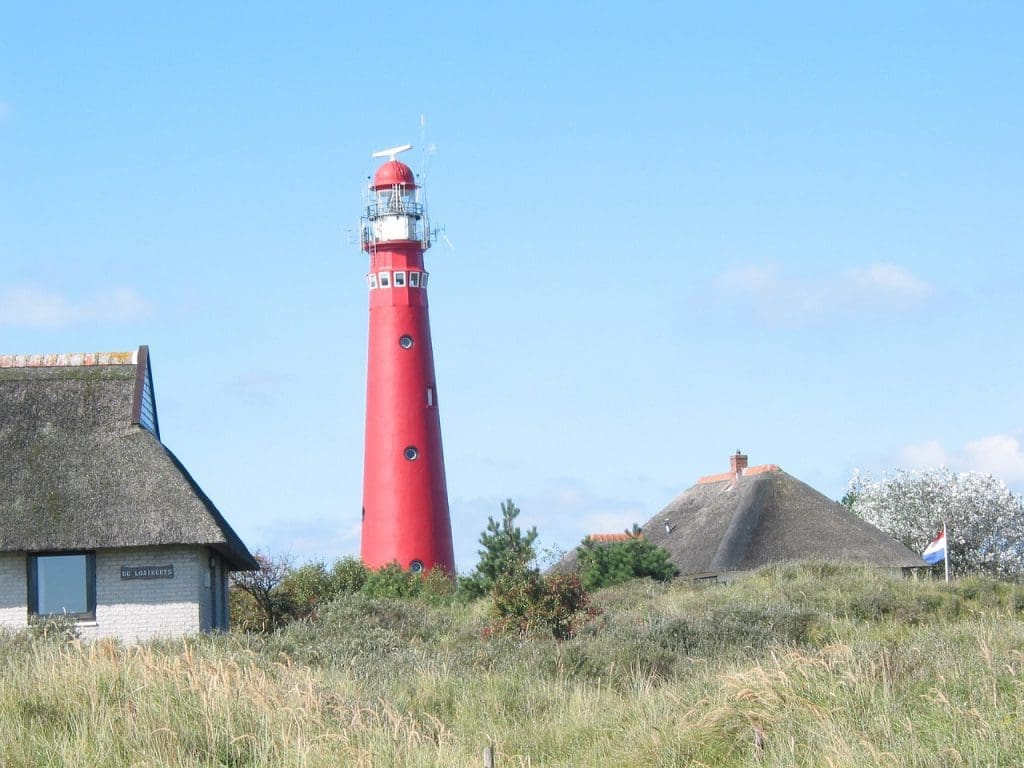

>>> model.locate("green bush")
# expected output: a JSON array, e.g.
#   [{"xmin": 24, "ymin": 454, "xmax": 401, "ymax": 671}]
[
  {"xmin": 330, "ymin": 556, "xmax": 369, "ymax": 593},
  {"xmin": 26, "ymin": 615, "xmax": 80, "ymax": 643},
  {"xmin": 490, "ymin": 565, "xmax": 595, "ymax": 640},
  {"xmin": 576, "ymin": 535, "xmax": 678, "ymax": 590},
  {"xmin": 461, "ymin": 499, "xmax": 538, "ymax": 599},
  {"xmin": 361, "ymin": 562, "xmax": 455, "ymax": 603}
]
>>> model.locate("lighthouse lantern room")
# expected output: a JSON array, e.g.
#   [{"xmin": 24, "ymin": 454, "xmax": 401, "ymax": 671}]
[{"xmin": 359, "ymin": 144, "xmax": 455, "ymax": 574}]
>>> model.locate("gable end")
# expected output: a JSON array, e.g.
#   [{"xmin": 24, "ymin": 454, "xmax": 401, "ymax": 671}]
[{"xmin": 131, "ymin": 345, "xmax": 160, "ymax": 439}]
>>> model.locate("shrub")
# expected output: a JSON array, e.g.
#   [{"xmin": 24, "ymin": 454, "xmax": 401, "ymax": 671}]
[
  {"xmin": 461, "ymin": 499, "xmax": 538, "ymax": 598},
  {"xmin": 356, "ymin": 562, "xmax": 454, "ymax": 603},
  {"xmin": 330, "ymin": 556, "xmax": 369, "ymax": 593},
  {"xmin": 576, "ymin": 534, "xmax": 678, "ymax": 590},
  {"xmin": 229, "ymin": 553, "xmax": 298, "ymax": 631},
  {"xmin": 26, "ymin": 615, "xmax": 80, "ymax": 643},
  {"xmin": 490, "ymin": 565, "xmax": 595, "ymax": 640}
]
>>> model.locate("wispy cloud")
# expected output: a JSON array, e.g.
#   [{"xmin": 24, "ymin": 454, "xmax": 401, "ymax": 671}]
[
  {"xmin": 223, "ymin": 371, "xmax": 286, "ymax": 406},
  {"xmin": 899, "ymin": 434, "xmax": 1024, "ymax": 485},
  {"xmin": 715, "ymin": 262, "xmax": 932, "ymax": 324},
  {"xmin": 0, "ymin": 287, "xmax": 153, "ymax": 328},
  {"xmin": 257, "ymin": 517, "xmax": 361, "ymax": 563}
]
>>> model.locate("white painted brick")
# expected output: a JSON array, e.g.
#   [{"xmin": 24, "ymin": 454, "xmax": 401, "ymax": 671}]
[
  {"xmin": 0, "ymin": 545, "xmax": 233, "ymax": 643},
  {"xmin": 0, "ymin": 552, "xmax": 28, "ymax": 630}
]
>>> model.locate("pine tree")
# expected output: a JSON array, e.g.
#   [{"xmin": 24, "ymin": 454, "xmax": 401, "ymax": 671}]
[{"xmin": 462, "ymin": 499, "xmax": 538, "ymax": 597}]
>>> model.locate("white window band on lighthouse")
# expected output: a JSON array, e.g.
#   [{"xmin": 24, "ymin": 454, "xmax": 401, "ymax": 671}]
[{"xmin": 371, "ymin": 271, "xmax": 426, "ymax": 290}]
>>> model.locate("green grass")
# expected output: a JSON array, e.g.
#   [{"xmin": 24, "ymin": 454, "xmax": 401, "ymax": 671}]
[{"xmin": 1, "ymin": 564, "xmax": 1022, "ymax": 766}]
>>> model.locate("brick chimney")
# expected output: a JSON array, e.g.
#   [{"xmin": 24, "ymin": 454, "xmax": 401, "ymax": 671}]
[{"xmin": 730, "ymin": 450, "xmax": 748, "ymax": 479}]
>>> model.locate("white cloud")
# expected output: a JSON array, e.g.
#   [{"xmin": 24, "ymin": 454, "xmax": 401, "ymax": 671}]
[
  {"xmin": 848, "ymin": 263, "xmax": 930, "ymax": 300},
  {"xmin": 715, "ymin": 262, "xmax": 932, "ymax": 323},
  {"xmin": 962, "ymin": 435, "xmax": 1024, "ymax": 483},
  {"xmin": 899, "ymin": 434, "xmax": 1024, "ymax": 485},
  {"xmin": 0, "ymin": 287, "xmax": 153, "ymax": 328},
  {"xmin": 898, "ymin": 439, "xmax": 949, "ymax": 469}
]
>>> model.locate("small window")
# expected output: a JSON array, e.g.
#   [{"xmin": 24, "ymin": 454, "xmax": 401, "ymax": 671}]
[
  {"xmin": 408, "ymin": 272, "xmax": 421, "ymax": 288},
  {"xmin": 379, "ymin": 272, "xmax": 391, "ymax": 288},
  {"xmin": 28, "ymin": 552, "xmax": 96, "ymax": 620},
  {"xmin": 426, "ymin": 387, "xmax": 434, "ymax": 407},
  {"xmin": 404, "ymin": 446, "xmax": 419, "ymax": 461},
  {"xmin": 421, "ymin": 272, "xmax": 429, "ymax": 287},
  {"xmin": 368, "ymin": 273, "xmax": 378, "ymax": 290},
  {"xmin": 399, "ymin": 335, "xmax": 414, "ymax": 349},
  {"xmin": 393, "ymin": 271, "xmax": 406, "ymax": 287}
]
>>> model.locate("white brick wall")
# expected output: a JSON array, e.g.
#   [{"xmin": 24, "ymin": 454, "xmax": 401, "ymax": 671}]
[
  {"xmin": 0, "ymin": 552, "xmax": 28, "ymax": 630},
  {"xmin": 85, "ymin": 546, "xmax": 206, "ymax": 642},
  {"xmin": 0, "ymin": 545, "xmax": 229, "ymax": 643}
]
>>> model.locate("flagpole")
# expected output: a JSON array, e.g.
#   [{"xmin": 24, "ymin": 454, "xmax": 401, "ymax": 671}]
[{"xmin": 943, "ymin": 521, "xmax": 950, "ymax": 583}]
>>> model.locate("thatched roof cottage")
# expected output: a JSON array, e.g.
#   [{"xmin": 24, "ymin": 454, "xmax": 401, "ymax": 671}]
[
  {"xmin": 560, "ymin": 452, "xmax": 925, "ymax": 579},
  {"xmin": 0, "ymin": 347, "xmax": 257, "ymax": 641}
]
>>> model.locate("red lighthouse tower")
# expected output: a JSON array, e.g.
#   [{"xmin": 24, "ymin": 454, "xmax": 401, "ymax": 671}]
[{"xmin": 359, "ymin": 144, "xmax": 455, "ymax": 574}]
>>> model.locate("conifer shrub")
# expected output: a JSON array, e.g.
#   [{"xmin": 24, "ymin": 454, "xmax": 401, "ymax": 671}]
[
  {"xmin": 576, "ymin": 534, "xmax": 678, "ymax": 590},
  {"xmin": 461, "ymin": 499, "xmax": 538, "ymax": 599}
]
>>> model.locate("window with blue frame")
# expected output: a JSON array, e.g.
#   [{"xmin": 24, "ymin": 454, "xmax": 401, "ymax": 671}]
[{"xmin": 28, "ymin": 552, "xmax": 96, "ymax": 619}]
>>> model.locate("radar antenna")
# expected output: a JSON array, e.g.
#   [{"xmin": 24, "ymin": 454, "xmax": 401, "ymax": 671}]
[{"xmin": 371, "ymin": 144, "xmax": 413, "ymax": 161}]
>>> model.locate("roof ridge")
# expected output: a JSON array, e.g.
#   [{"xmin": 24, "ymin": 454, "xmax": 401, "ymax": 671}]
[
  {"xmin": 697, "ymin": 464, "xmax": 781, "ymax": 485},
  {"xmin": 586, "ymin": 532, "xmax": 643, "ymax": 542},
  {"xmin": 697, "ymin": 471, "xmax": 734, "ymax": 485},
  {"xmin": 0, "ymin": 351, "xmax": 138, "ymax": 369},
  {"xmin": 744, "ymin": 463, "xmax": 780, "ymax": 476}
]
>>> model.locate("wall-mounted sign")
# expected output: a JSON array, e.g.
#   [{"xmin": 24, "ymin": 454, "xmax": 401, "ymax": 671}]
[{"xmin": 121, "ymin": 564, "xmax": 174, "ymax": 580}]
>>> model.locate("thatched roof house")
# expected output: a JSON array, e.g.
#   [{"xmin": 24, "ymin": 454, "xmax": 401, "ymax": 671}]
[
  {"xmin": 559, "ymin": 453, "xmax": 924, "ymax": 578},
  {"xmin": 0, "ymin": 347, "xmax": 256, "ymax": 641}
]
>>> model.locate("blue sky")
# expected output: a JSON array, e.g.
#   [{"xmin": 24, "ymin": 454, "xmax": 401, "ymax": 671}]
[{"xmin": 2, "ymin": 3, "xmax": 1022, "ymax": 570}]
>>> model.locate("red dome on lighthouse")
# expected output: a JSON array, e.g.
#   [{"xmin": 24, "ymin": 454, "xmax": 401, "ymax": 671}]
[{"xmin": 372, "ymin": 160, "xmax": 417, "ymax": 190}]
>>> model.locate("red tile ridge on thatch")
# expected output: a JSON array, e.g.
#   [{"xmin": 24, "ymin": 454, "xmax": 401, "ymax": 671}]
[
  {"xmin": 744, "ymin": 464, "xmax": 780, "ymax": 476},
  {"xmin": 697, "ymin": 471, "xmax": 734, "ymax": 485},
  {"xmin": 697, "ymin": 464, "xmax": 781, "ymax": 484},
  {"xmin": 587, "ymin": 533, "xmax": 642, "ymax": 543}
]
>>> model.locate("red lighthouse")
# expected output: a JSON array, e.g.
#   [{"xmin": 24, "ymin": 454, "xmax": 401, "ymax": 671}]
[{"xmin": 359, "ymin": 144, "xmax": 455, "ymax": 574}]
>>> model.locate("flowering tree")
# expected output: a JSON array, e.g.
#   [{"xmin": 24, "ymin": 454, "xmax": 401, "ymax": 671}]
[{"xmin": 846, "ymin": 468, "xmax": 1024, "ymax": 578}]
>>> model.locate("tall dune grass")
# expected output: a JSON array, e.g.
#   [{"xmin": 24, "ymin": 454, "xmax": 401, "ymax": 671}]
[{"xmin": 1, "ymin": 564, "xmax": 1021, "ymax": 766}]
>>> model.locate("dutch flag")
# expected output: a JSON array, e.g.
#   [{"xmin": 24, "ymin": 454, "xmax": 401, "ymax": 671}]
[{"xmin": 922, "ymin": 530, "xmax": 946, "ymax": 564}]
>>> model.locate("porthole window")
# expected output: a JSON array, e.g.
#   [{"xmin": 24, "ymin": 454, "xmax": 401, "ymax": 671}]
[
  {"xmin": 404, "ymin": 446, "xmax": 419, "ymax": 461},
  {"xmin": 409, "ymin": 272, "xmax": 421, "ymax": 288},
  {"xmin": 409, "ymin": 560, "xmax": 424, "ymax": 574},
  {"xmin": 368, "ymin": 273, "xmax": 378, "ymax": 290},
  {"xmin": 379, "ymin": 272, "xmax": 391, "ymax": 288},
  {"xmin": 393, "ymin": 271, "xmax": 406, "ymax": 287},
  {"xmin": 399, "ymin": 335, "xmax": 414, "ymax": 349}
]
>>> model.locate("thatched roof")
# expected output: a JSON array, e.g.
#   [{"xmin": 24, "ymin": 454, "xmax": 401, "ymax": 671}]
[
  {"xmin": 557, "ymin": 455, "xmax": 924, "ymax": 576},
  {"xmin": 0, "ymin": 347, "xmax": 257, "ymax": 570}
]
